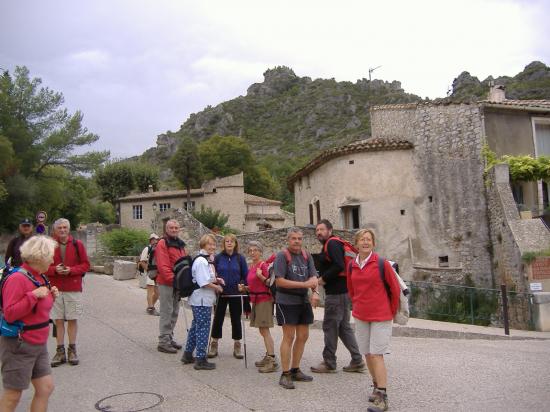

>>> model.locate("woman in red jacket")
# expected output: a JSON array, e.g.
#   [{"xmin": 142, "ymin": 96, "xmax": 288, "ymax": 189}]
[
  {"xmin": 0, "ymin": 236, "xmax": 59, "ymax": 412},
  {"xmin": 347, "ymin": 229, "xmax": 399, "ymax": 412}
]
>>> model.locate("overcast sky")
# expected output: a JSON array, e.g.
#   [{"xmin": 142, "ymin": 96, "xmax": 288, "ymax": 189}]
[{"xmin": 1, "ymin": 0, "xmax": 549, "ymax": 158}]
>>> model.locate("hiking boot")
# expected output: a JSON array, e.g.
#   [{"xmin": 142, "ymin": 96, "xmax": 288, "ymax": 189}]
[
  {"xmin": 343, "ymin": 361, "xmax": 366, "ymax": 373},
  {"xmin": 207, "ymin": 340, "xmax": 218, "ymax": 358},
  {"xmin": 146, "ymin": 307, "xmax": 160, "ymax": 316},
  {"xmin": 310, "ymin": 361, "xmax": 337, "ymax": 374},
  {"xmin": 291, "ymin": 368, "xmax": 313, "ymax": 382},
  {"xmin": 67, "ymin": 346, "xmax": 79, "ymax": 366},
  {"xmin": 51, "ymin": 346, "xmax": 66, "ymax": 367},
  {"xmin": 279, "ymin": 372, "xmax": 295, "ymax": 389},
  {"xmin": 181, "ymin": 351, "xmax": 195, "ymax": 364},
  {"xmin": 157, "ymin": 343, "xmax": 178, "ymax": 354},
  {"xmin": 171, "ymin": 340, "xmax": 182, "ymax": 350},
  {"xmin": 255, "ymin": 353, "xmax": 271, "ymax": 367},
  {"xmin": 233, "ymin": 341, "xmax": 244, "ymax": 359},
  {"xmin": 258, "ymin": 356, "xmax": 279, "ymax": 373},
  {"xmin": 194, "ymin": 358, "xmax": 216, "ymax": 370},
  {"xmin": 368, "ymin": 382, "xmax": 378, "ymax": 402},
  {"xmin": 367, "ymin": 390, "xmax": 388, "ymax": 412}
]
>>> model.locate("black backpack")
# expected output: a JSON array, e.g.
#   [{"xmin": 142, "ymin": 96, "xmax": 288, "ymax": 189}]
[{"xmin": 173, "ymin": 254, "xmax": 209, "ymax": 299}]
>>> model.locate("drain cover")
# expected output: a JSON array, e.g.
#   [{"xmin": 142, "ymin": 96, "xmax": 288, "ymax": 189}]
[{"xmin": 95, "ymin": 392, "xmax": 164, "ymax": 412}]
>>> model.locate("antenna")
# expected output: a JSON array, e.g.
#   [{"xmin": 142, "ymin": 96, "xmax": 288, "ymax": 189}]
[{"xmin": 368, "ymin": 66, "xmax": 382, "ymax": 81}]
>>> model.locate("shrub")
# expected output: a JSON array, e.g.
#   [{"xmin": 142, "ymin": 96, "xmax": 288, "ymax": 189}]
[
  {"xmin": 192, "ymin": 206, "xmax": 229, "ymax": 230},
  {"xmin": 100, "ymin": 228, "xmax": 149, "ymax": 256}
]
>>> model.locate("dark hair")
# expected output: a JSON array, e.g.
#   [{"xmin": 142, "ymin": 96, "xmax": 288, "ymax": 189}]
[{"xmin": 316, "ymin": 219, "xmax": 333, "ymax": 231}]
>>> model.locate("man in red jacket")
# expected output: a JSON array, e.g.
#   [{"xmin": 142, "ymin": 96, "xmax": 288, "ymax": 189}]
[
  {"xmin": 155, "ymin": 219, "xmax": 187, "ymax": 353},
  {"xmin": 47, "ymin": 218, "xmax": 90, "ymax": 367}
]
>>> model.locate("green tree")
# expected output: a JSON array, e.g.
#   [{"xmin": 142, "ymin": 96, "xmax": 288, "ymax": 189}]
[
  {"xmin": 95, "ymin": 162, "xmax": 135, "ymax": 204},
  {"xmin": 191, "ymin": 206, "xmax": 229, "ymax": 230},
  {"xmin": 0, "ymin": 66, "xmax": 109, "ymax": 230},
  {"xmin": 198, "ymin": 135, "xmax": 278, "ymax": 198},
  {"xmin": 89, "ymin": 201, "xmax": 116, "ymax": 224},
  {"xmin": 132, "ymin": 162, "xmax": 160, "ymax": 193},
  {"xmin": 170, "ymin": 136, "xmax": 203, "ymax": 211}
]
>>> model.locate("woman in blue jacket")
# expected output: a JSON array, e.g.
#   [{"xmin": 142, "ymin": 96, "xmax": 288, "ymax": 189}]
[{"xmin": 208, "ymin": 234, "xmax": 248, "ymax": 359}]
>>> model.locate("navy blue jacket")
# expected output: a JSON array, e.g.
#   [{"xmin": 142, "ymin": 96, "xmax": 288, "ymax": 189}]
[{"xmin": 214, "ymin": 252, "xmax": 248, "ymax": 295}]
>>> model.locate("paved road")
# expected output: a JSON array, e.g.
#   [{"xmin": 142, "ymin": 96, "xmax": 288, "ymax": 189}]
[{"xmin": 9, "ymin": 274, "xmax": 550, "ymax": 411}]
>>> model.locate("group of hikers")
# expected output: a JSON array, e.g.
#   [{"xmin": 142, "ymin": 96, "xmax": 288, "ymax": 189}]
[
  {"xmin": 138, "ymin": 218, "xmax": 400, "ymax": 411},
  {"xmin": 0, "ymin": 216, "xmax": 400, "ymax": 412}
]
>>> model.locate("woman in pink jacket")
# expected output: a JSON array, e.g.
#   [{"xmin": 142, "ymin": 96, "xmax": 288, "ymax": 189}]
[
  {"xmin": 347, "ymin": 229, "xmax": 400, "ymax": 412},
  {"xmin": 0, "ymin": 236, "xmax": 59, "ymax": 412}
]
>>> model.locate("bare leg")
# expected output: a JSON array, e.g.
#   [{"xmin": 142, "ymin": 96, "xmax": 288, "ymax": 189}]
[
  {"xmin": 367, "ymin": 354, "xmax": 387, "ymax": 388},
  {"xmin": 152, "ymin": 286, "xmax": 159, "ymax": 306},
  {"xmin": 146, "ymin": 285, "xmax": 155, "ymax": 307},
  {"xmin": 67, "ymin": 320, "xmax": 78, "ymax": 345},
  {"xmin": 0, "ymin": 388, "xmax": 22, "ymax": 412},
  {"xmin": 259, "ymin": 327, "xmax": 275, "ymax": 355},
  {"xmin": 30, "ymin": 374, "xmax": 54, "ymax": 412},
  {"xmin": 55, "ymin": 320, "xmax": 65, "ymax": 346},
  {"xmin": 280, "ymin": 325, "xmax": 296, "ymax": 371},
  {"xmin": 291, "ymin": 324, "xmax": 309, "ymax": 369}
]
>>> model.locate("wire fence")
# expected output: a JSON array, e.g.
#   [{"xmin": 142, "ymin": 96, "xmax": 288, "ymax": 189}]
[{"xmin": 407, "ymin": 281, "xmax": 534, "ymax": 330}]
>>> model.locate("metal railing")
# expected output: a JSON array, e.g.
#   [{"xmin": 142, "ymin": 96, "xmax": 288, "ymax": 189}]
[{"xmin": 407, "ymin": 281, "xmax": 534, "ymax": 330}]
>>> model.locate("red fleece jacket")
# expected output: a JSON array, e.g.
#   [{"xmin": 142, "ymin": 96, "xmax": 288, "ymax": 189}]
[
  {"xmin": 347, "ymin": 252, "xmax": 400, "ymax": 322},
  {"xmin": 155, "ymin": 238, "xmax": 186, "ymax": 286},
  {"xmin": 46, "ymin": 236, "xmax": 90, "ymax": 292},
  {"xmin": 2, "ymin": 264, "xmax": 54, "ymax": 344}
]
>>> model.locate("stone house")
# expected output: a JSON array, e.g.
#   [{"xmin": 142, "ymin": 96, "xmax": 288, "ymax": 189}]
[
  {"xmin": 117, "ymin": 172, "xmax": 294, "ymax": 233},
  {"xmin": 288, "ymin": 87, "xmax": 550, "ymax": 292}
]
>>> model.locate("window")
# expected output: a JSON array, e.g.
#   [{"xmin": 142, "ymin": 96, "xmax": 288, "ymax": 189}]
[
  {"xmin": 132, "ymin": 205, "xmax": 143, "ymax": 220},
  {"xmin": 439, "ymin": 256, "xmax": 449, "ymax": 268},
  {"xmin": 306, "ymin": 175, "xmax": 311, "ymax": 189},
  {"xmin": 315, "ymin": 200, "xmax": 321, "ymax": 223},
  {"xmin": 534, "ymin": 121, "xmax": 550, "ymax": 156},
  {"xmin": 400, "ymin": 209, "xmax": 406, "ymax": 215},
  {"xmin": 184, "ymin": 201, "xmax": 196, "ymax": 211},
  {"xmin": 342, "ymin": 206, "xmax": 360, "ymax": 229},
  {"xmin": 309, "ymin": 204, "xmax": 314, "ymax": 225},
  {"xmin": 159, "ymin": 203, "xmax": 171, "ymax": 212},
  {"xmin": 349, "ymin": 160, "xmax": 355, "ymax": 164}
]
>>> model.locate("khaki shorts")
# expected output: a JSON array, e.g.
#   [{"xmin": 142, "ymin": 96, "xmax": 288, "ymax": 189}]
[
  {"xmin": 51, "ymin": 291, "xmax": 83, "ymax": 320},
  {"xmin": 0, "ymin": 337, "xmax": 51, "ymax": 390},
  {"xmin": 250, "ymin": 301, "xmax": 274, "ymax": 328},
  {"xmin": 354, "ymin": 318, "xmax": 392, "ymax": 355}
]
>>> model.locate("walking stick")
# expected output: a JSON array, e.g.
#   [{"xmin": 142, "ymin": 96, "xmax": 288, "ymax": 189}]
[
  {"xmin": 241, "ymin": 294, "xmax": 248, "ymax": 368},
  {"xmin": 181, "ymin": 299, "xmax": 189, "ymax": 334},
  {"xmin": 207, "ymin": 294, "xmax": 219, "ymax": 356}
]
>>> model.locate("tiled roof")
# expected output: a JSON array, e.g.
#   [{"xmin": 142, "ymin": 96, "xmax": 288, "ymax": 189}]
[
  {"xmin": 117, "ymin": 188, "xmax": 203, "ymax": 202},
  {"xmin": 479, "ymin": 99, "xmax": 550, "ymax": 111},
  {"xmin": 244, "ymin": 193, "xmax": 282, "ymax": 205},
  {"xmin": 287, "ymin": 138, "xmax": 414, "ymax": 189},
  {"xmin": 245, "ymin": 213, "xmax": 286, "ymax": 221}
]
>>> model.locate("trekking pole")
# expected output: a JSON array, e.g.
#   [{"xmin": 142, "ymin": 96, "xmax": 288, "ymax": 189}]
[
  {"xmin": 207, "ymin": 294, "xmax": 219, "ymax": 356},
  {"xmin": 181, "ymin": 299, "xmax": 189, "ymax": 334},
  {"xmin": 241, "ymin": 294, "xmax": 248, "ymax": 368}
]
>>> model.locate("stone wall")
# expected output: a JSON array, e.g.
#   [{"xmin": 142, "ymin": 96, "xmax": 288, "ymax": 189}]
[
  {"xmin": 74, "ymin": 223, "xmax": 120, "ymax": 263},
  {"xmin": 486, "ymin": 164, "xmax": 550, "ymax": 292}
]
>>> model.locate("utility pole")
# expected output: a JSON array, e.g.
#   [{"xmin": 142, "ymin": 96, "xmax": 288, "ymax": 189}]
[{"xmin": 368, "ymin": 65, "xmax": 381, "ymax": 81}]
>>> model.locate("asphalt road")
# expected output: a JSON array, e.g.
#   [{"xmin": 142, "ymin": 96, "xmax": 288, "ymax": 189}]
[{"xmin": 8, "ymin": 274, "xmax": 550, "ymax": 411}]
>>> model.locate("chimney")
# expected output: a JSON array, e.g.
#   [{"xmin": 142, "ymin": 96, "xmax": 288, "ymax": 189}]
[
  {"xmin": 148, "ymin": 185, "xmax": 154, "ymax": 193},
  {"xmin": 488, "ymin": 82, "xmax": 506, "ymax": 102}
]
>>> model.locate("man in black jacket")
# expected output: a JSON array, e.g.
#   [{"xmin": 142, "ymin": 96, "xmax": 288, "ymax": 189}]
[
  {"xmin": 4, "ymin": 218, "xmax": 34, "ymax": 267},
  {"xmin": 310, "ymin": 219, "xmax": 365, "ymax": 373}
]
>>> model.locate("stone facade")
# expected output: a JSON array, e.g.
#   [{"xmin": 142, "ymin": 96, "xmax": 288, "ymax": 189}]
[{"xmin": 118, "ymin": 172, "xmax": 293, "ymax": 233}]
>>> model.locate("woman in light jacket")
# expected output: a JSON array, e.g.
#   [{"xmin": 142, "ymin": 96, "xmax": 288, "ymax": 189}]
[
  {"xmin": 347, "ymin": 229, "xmax": 400, "ymax": 412},
  {"xmin": 182, "ymin": 234, "xmax": 224, "ymax": 370}
]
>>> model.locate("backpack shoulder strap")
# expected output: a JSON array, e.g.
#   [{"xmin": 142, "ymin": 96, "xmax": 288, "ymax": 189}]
[
  {"xmin": 323, "ymin": 236, "xmax": 341, "ymax": 259},
  {"xmin": 72, "ymin": 238, "xmax": 81, "ymax": 260},
  {"xmin": 378, "ymin": 257, "xmax": 391, "ymax": 299},
  {"xmin": 283, "ymin": 249, "xmax": 292, "ymax": 264}
]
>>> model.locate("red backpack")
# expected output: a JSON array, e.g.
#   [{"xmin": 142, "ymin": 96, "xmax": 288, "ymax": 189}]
[{"xmin": 322, "ymin": 236, "xmax": 357, "ymax": 277}]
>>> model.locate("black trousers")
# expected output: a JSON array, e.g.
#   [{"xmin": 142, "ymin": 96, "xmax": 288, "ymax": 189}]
[{"xmin": 211, "ymin": 296, "xmax": 242, "ymax": 340}]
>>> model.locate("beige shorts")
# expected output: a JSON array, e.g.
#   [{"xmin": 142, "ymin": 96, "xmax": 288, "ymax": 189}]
[
  {"xmin": 354, "ymin": 318, "xmax": 392, "ymax": 355},
  {"xmin": 51, "ymin": 291, "xmax": 83, "ymax": 320},
  {"xmin": 250, "ymin": 300, "xmax": 274, "ymax": 328},
  {"xmin": 0, "ymin": 337, "xmax": 51, "ymax": 390}
]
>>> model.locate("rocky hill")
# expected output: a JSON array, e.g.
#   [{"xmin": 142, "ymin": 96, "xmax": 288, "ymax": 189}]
[
  {"xmin": 449, "ymin": 61, "xmax": 550, "ymax": 101},
  {"xmin": 144, "ymin": 66, "xmax": 422, "ymax": 166}
]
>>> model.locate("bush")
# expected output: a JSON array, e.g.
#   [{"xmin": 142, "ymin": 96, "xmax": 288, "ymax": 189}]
[
  {"xmin": 192, "ymin": 206, "xmax": 229, "ymax": 230},
  {"xmin": 100, "ymin": 228, "xmax": 149, "ymax": 256}
]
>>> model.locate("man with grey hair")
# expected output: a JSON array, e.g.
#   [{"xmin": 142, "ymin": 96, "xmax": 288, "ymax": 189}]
[
  {"xmin": 273, "ymin": 227, "xmax": 318, "ymax": 389},
  {"xmin": 46, "ymin": 218, "xmax": 90, "ymax": 367},
  {"xmin": 154, "ymin": 219, "xmax": 187, "ymax": 353}
]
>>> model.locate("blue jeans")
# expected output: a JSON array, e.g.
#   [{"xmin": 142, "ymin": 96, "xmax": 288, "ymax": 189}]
[{"xmin": 185, "ymin": 306, "xmax": 212, "ymax": 359}]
